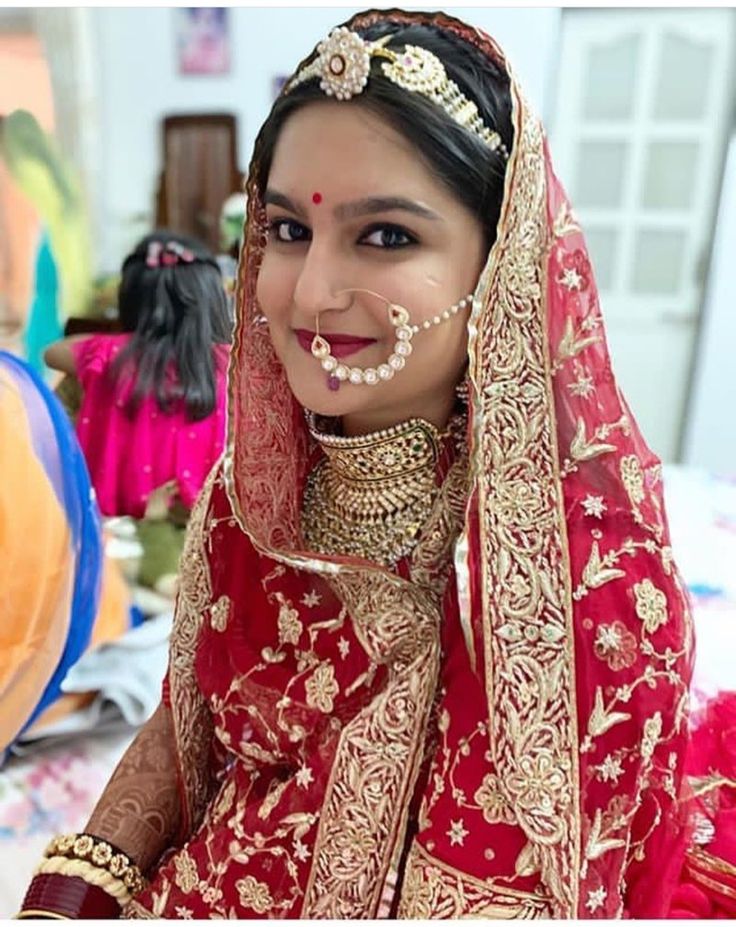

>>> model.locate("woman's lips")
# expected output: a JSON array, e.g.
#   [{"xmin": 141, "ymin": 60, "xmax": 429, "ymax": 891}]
[{"xmin": 294, "ymin": 329, "xmax": 377, "ymax": 359}]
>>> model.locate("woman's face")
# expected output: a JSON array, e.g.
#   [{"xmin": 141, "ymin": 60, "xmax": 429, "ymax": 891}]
[{"xmin": 257, "ymin": 101, "xmax": 486, "ymax": 434}]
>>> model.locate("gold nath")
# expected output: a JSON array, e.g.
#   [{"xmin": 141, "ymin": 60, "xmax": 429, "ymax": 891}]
[
  {"xmin": 285, "ymin": 26, "xmax": 509, "ymax": 159},
  {"xmin": 301, "ymin": 414, "xmax": 445, "ymax": 567}
]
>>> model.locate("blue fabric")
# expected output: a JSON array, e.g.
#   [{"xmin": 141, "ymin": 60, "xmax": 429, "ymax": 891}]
[
  {"xmin": 0, "ymin": 351, "xmax": 103, "ymax": 730},
  {"xmin": 23, "ymin": 232, "xmax": 63, "ymax": 376}
]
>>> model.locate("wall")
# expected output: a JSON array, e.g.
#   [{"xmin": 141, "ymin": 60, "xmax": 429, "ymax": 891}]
[
  {"xmin": 91, "ymin": 6, "xmax": 560, "ymax": 272},
  {"xmin": 682, "ymin": 134, "xmax": 736, "ymax": 473}
]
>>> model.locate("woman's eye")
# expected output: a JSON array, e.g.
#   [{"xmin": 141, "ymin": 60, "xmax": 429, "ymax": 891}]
[
  {"xmin": 360, "ymin": 225, "xmax": 416, "ymax": 249},
  {"xmin": 269, "ymin": 219, "xmax": 310, "ymax": 243}
]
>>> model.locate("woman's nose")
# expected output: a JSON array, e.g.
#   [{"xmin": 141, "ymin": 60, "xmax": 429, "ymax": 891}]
[{"xmin": 292, "ymin": 240, "xmax": 348, "ymax": 317}]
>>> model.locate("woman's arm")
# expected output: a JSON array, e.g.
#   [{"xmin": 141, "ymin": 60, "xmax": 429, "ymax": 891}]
[
  {"xmin": 85, "ymin": 701, "xmax": 182, "ymax": 873},
  {"xmin": 43, "ymin": 335, "xmax": 88, "ymax": 376}
]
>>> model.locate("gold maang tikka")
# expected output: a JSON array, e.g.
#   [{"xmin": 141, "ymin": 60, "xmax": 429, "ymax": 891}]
[{"xmin": 310, "ymin": 289, "xmax": 475, "ymax": 390}]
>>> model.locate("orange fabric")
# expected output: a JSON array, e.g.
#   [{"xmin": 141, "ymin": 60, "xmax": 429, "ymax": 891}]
[
  {"xmin": 0, "ymin": 366, "xmax": 73, "ymax": 750},
  {"xmin": 26, "ymin": 553, "xmax": 131, "ymax": 736}
]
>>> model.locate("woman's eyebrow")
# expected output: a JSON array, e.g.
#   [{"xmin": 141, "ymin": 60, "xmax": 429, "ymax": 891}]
[
  {"xmin": 264, "ymin": 189, "xmax": 440, "ymax": 222},
  {"xmin": 334, "ymin": 196, "xmax": 440, "ymax": 221},
  {"xmin": 264, "ymin": 189, "xmax": 307, "ymax": 217}
]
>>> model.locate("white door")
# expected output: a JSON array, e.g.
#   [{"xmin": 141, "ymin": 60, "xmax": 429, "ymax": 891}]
[{"xmin": 549, "ymin": 9, "xmax": 736, "ymax": 462}]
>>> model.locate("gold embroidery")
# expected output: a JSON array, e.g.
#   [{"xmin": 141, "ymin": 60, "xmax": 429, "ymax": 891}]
[
  {"xmin": 173, "ymin": 851, "xmax": 198, "ymax": 894},
  {"xmin": 235, "ymin": 875, "xmax": 274, "ymax": 914},
  {"xmin": 302, "ymin": 443, "xmax": 467, "ymax": 917},
  {"xmin": 398, "ymin": 841, "xmax": 552, "ymax": 918},
  {"xmin": 276, "ymin": 595, "xmax": 303, "ymax": 645},
  {"xmin": 620, "ymin": 455, "xmax": 645, "ymax": 507},
  {"xmin": 474, "ymin": 773, "xmax": 516, "ymax": 825},
  {"xmin": 209, "ymin": 595, "xmax": 230, "ymax": 633},
  {"xmin": 304, "ymin": 661, "xmax": 339, "ymax": 713},
  {"xmin": 552, "ymin": 202, "xmax": 580, "ymax": 239},
  {"xmin": 633, "ymin": 579, "xmax": 668, "ymax": 634},
  {"xmin": 469, "ymin": 96, "xmax": 580, "ymax": 915},
  {"xmin": 570, "ymin": 418, "xmax": 617, "ymax": 463},
  {"xmin": 593, "ymin": 621, "xmax": 637, "ymax": 671},
  {"xmin": 581, "ymin": 541, "xmax": 626, "ymax": 592},
  {"xmin": 583, "ymin": 687, "xmax": 631, "ymax": 749},
  {"xmin": 556, "ymin": 315, "xmax": 602, "ymax": 364},
  {"xmin": 167, "ymin": 466, "xmax": 221, "ymax": 835}
]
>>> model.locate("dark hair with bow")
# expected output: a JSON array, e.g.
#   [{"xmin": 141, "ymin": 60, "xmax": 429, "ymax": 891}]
[{"xmin": 110, "ymin": 230, "xmax": 232, "ymax": 421}]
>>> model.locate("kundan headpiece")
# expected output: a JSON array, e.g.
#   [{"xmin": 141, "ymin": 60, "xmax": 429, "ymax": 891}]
[{"xmin": 285, "ymin": 26, "xmax": 509, "ymax": 160}]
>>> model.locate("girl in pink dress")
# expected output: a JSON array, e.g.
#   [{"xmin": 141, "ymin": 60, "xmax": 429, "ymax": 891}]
[{"xmin": 45, "ymin": 231, "xmax": 232, "ymax": 518}]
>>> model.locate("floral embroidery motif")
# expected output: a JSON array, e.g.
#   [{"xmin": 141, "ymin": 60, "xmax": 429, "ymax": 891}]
[
  {"xmin": 301, "ymin": 590, "xmax": 321, "ymax": 608},
  {"xmin": 304, "ymin": 661, "xmax": 339, "ymax": 712},
  {"xmin": 633, "ymin": 579, "xmax": 668, "ymax": 634},
  {"xmin": 293, "ymin": 838, "xmax": 311, "ymax": 861},
  {"xmin": 447, "ymin": 818, "xmax": 469, "ymax": 846},
  {"xmin": 640, "ymin": 712, "xmax": 663, "ymax": 760},
  {"xmin": 505, "ymin": 753, "xmax": 567, "ymax": 814},
  {"xmin": 586, "ymin": 886, "xmax": 607, "ymax": 913},
  {"xmin": 593, "ymin": 621, "xmax": 637, "ymax": 671},
  {"xmin": 337, "ymin": 637, "xmax": 350, "ymax": 659},
  {"xmin": 295, "ymin": 764, "xmax": 314, "ymax": 789},
  {"xmin": 568, "ymin": 371, "xmax": 595, "ymax": 398},
  {"xmin": 474, "ymin": 773, "xmax": 517, "ymax": 825},
  {"xmin": 621, "ymin": 455, "xmax": 645, "ymax": 506},
  {"xmin": 277, "ymin": 596, "xmax": 303, "ymax": 645},
  {"xmin": 595, "ymin": 754, "xmax": 625, "ymax": 785},
  {"xmin": 581, "ymin": 495, "xmax": 607, "ymax": 519},
  {"xmin": 235, "ymin": 875, "xmax": 274, "ymax": 914},
  {"xmin": 557, "ymin": 249, "xmax": 591, "ymax": 291},
  {"xmin": 173, "ymin": 850, "xmax": 199, "ymax": 894},
  {"xmin": 210, "ymin": 595, "xmax": 230, "ymax": 632}
]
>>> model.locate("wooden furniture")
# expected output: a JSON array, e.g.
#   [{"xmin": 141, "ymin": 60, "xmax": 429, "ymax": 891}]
[{"xmin": 154, "ymin": 113, "xmax": 245, "ymax": 252}]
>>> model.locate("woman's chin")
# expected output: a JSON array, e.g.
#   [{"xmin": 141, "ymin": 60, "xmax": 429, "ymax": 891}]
[{"xmin": 287, "ymin": 372, "xmax": 372, "ymax": 418}]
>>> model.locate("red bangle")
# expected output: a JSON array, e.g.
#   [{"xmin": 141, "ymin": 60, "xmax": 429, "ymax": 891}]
[{"xmin": 19, "ymin": 873, "xmax": 122, "ymax": 919}]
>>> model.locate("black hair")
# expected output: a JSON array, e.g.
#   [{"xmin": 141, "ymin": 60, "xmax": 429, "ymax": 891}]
[
  {"xmin": 111, "ymin": 230, "xmax": 232, "ymax": 421},
  {"xmin": 252, "ymin": 17, "xmax": 513, "ymax": 252}
]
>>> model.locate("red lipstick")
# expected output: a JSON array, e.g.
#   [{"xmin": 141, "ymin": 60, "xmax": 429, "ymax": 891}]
[{"xmin": 294, "ymin": 329, "xmax": 377, "ymax": 359}]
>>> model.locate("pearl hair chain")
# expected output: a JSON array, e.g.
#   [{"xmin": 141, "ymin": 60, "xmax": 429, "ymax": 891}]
[{"xmin": 310, "ymin": 288, "xmax": 475, "ymax": 390}]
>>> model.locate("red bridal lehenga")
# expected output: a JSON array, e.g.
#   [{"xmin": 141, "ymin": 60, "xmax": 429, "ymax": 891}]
[{"xmin": 124, "ymin": 9, "xmax": 734, "ymax": 920}]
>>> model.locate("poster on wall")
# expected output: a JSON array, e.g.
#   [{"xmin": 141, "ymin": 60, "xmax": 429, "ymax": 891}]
[{"xmin": 176, "ymin": 8, "xmax": 230, "ymax": 76}]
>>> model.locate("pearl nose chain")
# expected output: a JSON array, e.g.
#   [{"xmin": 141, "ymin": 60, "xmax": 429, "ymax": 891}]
[{"xmin": 310, "ymin": 288, "xmax": 475, "ymax": 391}]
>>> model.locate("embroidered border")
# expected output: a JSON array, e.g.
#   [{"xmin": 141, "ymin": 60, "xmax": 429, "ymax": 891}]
[
  {"xmin": 469, "ymin": 92, "xmax": 580, "ymax": 915},
  {"xmin": 398, "ymin": 841, "xmax": 553, "ymax": 918}
]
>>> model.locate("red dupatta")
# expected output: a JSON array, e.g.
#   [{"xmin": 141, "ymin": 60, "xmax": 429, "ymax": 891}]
[{"xmin": 126, "ymin": 8, "xmax": 694, "ymax": 920}]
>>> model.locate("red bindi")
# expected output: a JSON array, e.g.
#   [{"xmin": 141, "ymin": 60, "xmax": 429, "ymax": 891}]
[{"xmin": 312, "ymin": 192, "xmax": 323, "ymax": 205}]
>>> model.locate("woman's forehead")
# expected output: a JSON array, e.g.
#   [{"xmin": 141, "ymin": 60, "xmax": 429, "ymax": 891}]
[{"xmin": 266, "ymin": 102, "xmax": 447, "ymax": 204}]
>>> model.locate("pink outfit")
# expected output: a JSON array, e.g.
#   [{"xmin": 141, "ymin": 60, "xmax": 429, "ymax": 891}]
[{"xmin": 72, "ymin": 333, "xmax": 229, "ymax": 518}]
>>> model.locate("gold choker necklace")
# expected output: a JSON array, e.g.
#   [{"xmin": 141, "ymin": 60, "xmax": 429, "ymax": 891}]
[{"xmin": 302, "ymin": 414, "xmax": 445, "ymax": 567}]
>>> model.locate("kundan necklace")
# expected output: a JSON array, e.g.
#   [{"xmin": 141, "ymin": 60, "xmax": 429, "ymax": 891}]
[{"xmin": 301, "ymin": 413, "xmax": 446, "ymax": 568}]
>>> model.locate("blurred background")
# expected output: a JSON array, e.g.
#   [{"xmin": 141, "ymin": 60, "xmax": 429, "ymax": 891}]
[{"xmin": 1, "ymin": 5, "xmax": 735, "ymax": 468}]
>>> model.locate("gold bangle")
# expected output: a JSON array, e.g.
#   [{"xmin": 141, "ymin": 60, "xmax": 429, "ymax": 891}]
[{"xmin": 44, "ymin": 833, "xmax": 146, "ymax": 897}]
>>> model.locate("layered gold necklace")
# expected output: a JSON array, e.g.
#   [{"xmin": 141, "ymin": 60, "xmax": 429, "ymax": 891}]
[{"xmin": 301, "ymin": 413, "xmax": 447, "ymax": 568}]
